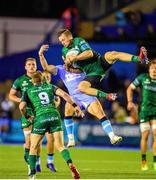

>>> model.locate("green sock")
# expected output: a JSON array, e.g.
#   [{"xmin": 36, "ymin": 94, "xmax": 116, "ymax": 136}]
[
  {"xmin": 61, "ymin": 149, "xmax": 72, "ymax": 164},
  {"xmin": 29, "ymin": 155, "xmax": 37, "ymax": 174},
  {"xmin": 97, "ymin": 90, "xmax": 108, "ymax": 98},
  {"xmin": 142, "ymin": 154, "xmax": 146, "ymax": 161},
  {"xmin": 153, "ymin": 156, "xmax": 156, "ymax": 162},
  {"xmin": 24, "ymin": 148, "xmax": 30, "ymax": 164},
  {"xmin": 131, "ymin": 55, "xmax": 140, "ymax": 62}
]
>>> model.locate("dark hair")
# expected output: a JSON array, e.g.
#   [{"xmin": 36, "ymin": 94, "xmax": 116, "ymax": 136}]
[
  {"xmin": 25, "ymin": 58, "xmax": 36, "ymax": 65},
  {"xmin": 57, "ymin": 28, "xmax": 72, "ymax": 37}
]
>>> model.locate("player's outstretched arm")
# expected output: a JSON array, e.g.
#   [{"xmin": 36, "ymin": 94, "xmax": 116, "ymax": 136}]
[
  {"xmin": 126, "ymin": 84, "xmax": 137, "ymax": 111},
  {"xmin": 55, "ymin": 88, "xmax": 83, "ymax": 117},
  {"xmin": 39, "ymin": 44, "xmax": 57, "ymax": 75}
]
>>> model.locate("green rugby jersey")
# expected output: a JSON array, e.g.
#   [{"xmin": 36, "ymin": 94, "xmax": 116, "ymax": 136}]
[
  {"xmin": 23, "ymin": 82, "xmax": 58, "ymax": 117},
  {"xmin": 12, "ymin": 74, "xmax": 34, "ymax": 115},
  {"xmin": 132, "ymin": 73, "xmax": 156, "ymax": 115},
  {"xmin": 62, "ymin": 37, "xmax": 105, "ymax": 77}
]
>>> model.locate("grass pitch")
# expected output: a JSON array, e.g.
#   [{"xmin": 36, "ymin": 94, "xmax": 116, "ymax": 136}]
[{"xmin": 0, "ymin": 144, "xmax": 156, "ymax": 179}]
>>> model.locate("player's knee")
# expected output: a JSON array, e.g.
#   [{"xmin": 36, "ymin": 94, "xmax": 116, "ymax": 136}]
[
  {"xmin": 78, "ymin": 82, "xmax": 87, "ymax": 93},
  {"xmin": 30, "ymin": 143, "xmax": 38, "ymax": 153},
  {"xmin": 55, "ymin": 145, "xmax": 64, "ymax": 152},
  {"xmin": 105, "ymin": 51, "xmax": 118, "ymax": 61},
  {"xmin": 141, "ymin": 132, "xmax": 149, "ymax": 141},
  {"xmin": 65, "ymin": 106, "xmax": 74, "ymax": 116}
]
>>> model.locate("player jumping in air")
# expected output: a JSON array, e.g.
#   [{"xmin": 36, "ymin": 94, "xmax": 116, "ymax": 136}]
[{"xmin": 57, "ymin": 28, "xmax": 148, "ymax": 99}]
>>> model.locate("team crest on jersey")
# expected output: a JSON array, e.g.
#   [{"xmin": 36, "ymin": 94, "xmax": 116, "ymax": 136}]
[
  {"xmin": 22, "ymin": 81, "xmax": 29, "ymax": 86},
  {"xmin": 144, "ymin": 79, "xmax": 150, "ymax": 84}
]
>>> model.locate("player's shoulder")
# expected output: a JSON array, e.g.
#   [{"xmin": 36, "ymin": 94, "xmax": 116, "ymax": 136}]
[
  {"xmin": 74, "ymin": 37, "xmax": 86, "ymax": 44},
  {"xmin": 13, "ymin": 74, "xmax": 27, "ymax": 86},
  {"xmin": 14, "ymin": 74, "xmax": 25, "ymax": 81},
  {"xmin": 137, "ymin": 73, "xmax": 148, "ymax": 79}
]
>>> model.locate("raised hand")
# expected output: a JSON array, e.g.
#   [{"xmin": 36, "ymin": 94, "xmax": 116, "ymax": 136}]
[{"xmin": 39, "ymin": 44, "xmax": 49, "ymax": 56}]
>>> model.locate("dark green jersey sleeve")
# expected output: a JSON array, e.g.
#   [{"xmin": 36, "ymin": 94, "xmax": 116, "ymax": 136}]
[
  {"xmin": 132, "ymin": 74, "xmax": 146, "ymax": 88},
  {"xmin": 77, "ymin": 37, "xmax": 91, "ymax": 52},
  {"xmin": 12, "ymin": 78, "xmax": 21, "ymax": 90}
]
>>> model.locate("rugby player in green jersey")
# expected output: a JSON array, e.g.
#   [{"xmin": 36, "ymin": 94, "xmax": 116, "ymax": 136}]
[
  {"xmin": 39, "ymin": 44, "xmax": 122, "ymax": 146},
  {"xmin": 9, "ymin": 58, "xmax": 57, "ymax": 174},
  {"xmin": 57, "ymin": 29, "xmax": 148, "ymax": 100},
  {"xmin": 127, "ymin": 59, "xmax": 156, "ymax": 171},
  {"xmin": 19, "ymin": 71, "xmax": 82, "ymax": 179}
]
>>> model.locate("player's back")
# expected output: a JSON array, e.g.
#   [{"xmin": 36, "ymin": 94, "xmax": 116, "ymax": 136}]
[{"xmin": 26, "ymin": 82, "xmax": 57, "ymax": 117}]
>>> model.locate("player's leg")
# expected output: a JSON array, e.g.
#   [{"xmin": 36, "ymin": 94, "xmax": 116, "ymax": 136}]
[
  {"xmin": 151, "ymin": 120, "xmax": 156, "ymax": 170},
  {"xmin": 53, "ymin": 130, "xmax": 80, "ymax": 179},
  {"xmin": 64, "ymin": 102, "xmax": 75, "ymax": 147},
  {"xmin": 87, "ymin": 99, "xmax": 122, "ymax": 144},
  {"xmin": 36, "ymin": 140, "xmax": 42, "ymax": 172},
  {"xmin": 45, "ymin": 132, "xmax": 57, "ymax": 172},
  {"xmin": 78, "ymin": 76, "xmax": 116, "ymax": 100},
  {"xmin": 23, "ymin": 126, "xmax": 32, "ymax": 175},
  {"xmin": 104, "ymin": 47, "xmax": 148, "ymax": 64},
  {"xmin": 50, "ymin": 114, "xmax": 80, "ymax": 179},
  {"xmin": 29, "ymin": 134, "xmax": 44, "ymax": 178},
  {"xmin": 140, "ymin": 122, "xmax": 150, "ymax": 171}
]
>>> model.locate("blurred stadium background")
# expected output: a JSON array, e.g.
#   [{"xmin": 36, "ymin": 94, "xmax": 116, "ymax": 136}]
[{"xmin": 0, "ymin": 0, "xmax": 156, "ymax": 178}]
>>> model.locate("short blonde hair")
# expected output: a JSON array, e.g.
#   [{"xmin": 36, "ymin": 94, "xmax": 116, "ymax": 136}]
[
  {"xmin": 57, "ymin": 29, "xmax": 72, "ymax": 37},
  {"xmin": 32, "ymin": 71, "xmax": 42, "ymax": 83}
]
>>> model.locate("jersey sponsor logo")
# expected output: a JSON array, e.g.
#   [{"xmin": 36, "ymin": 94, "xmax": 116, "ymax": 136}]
[
  {"xmin": 42, "ymin": 117, "xmax": 59, "ymax": 122},
  {"xmin": 144, "ymin": 85, "xmax": 156, "ymax": 92},
  {"xmin": 22, "ymin": 81, "xmax": 29, "ymax": 87},
  {"xmin": 34, "ymin": 128, "xmax": 46, "ymax": 132},
  {"xmin": 30, "ymin": 87, "xmax": 51, "ymax": 93},
  {"xmin": 65, "ymin": 73, "xmax": 83, "ymax": 82},
  {"xmin": 144, "ymin": 79, "xmax": 150, "ymax": 84}
]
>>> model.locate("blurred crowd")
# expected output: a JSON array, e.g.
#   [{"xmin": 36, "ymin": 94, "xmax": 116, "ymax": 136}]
[{"xmin": 89, "ymin": 9, "xmax": 156, "ymax": 42}]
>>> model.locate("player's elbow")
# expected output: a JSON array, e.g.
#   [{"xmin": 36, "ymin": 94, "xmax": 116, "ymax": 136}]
[{"xmin": 8, "ymin": 93, "xmax": 14, "ymax": 101}]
